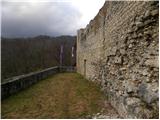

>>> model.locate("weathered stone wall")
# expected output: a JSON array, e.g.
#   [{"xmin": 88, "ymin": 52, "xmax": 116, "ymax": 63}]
[
  {"xmin": 77, "ymin": 1, "xmax": 159, "ymax": 118},
  {"xmin": 1, "ymin": 66, "xmax": 76, "ymax": 100}
]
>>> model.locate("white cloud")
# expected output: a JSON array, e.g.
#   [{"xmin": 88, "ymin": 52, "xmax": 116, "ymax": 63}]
[
  {"xmin": 70, "ymin": 0, "xmax": 105, "ymax": 27},
  {"xmin": 2, "ymin": 0, "xmax": 105, "ymax": 37}
]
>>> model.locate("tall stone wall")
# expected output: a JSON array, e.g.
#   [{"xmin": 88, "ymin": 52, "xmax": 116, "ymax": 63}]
[{"xmin": 77, "ymin": 1, "xmax": 159, "ymax": 118}]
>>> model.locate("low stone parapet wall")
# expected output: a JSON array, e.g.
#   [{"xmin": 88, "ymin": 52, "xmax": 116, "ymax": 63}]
[
  {"xmin": 1, "ymin": 66, "xmax": 76, "ymax": 99},
  {"xmin": 59, "ymin": 66, "xmax": 76, "ymax": 72}
]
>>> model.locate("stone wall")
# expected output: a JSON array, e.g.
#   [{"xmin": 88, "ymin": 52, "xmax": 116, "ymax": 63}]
[
  {"xmin": 1, "ymin": 66, "xmax": 76, "ymax": 100},
  {"xmin": 77, "ymin": 1, "xmax": 159, "ymax": 118}
]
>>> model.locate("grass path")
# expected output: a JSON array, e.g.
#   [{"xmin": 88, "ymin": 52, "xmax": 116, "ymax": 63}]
[{"xmin": 2, "ymin": 73, "xmax": 118, "ymax": 119}]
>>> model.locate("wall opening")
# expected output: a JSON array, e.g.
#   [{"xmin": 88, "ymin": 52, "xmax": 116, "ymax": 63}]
[{"xmin": 84, "ymin": 59, "xmax": 86, "ymax": 77}]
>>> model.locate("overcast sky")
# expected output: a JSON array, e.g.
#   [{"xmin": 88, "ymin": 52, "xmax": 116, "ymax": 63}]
[{"xmin": 2, "ymin": 0, "xmax": 105, "ymax": 37}]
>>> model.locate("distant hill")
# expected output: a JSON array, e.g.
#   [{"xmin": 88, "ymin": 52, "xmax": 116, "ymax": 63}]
[{"xmin": 1, "ymin": 35, "xmax": 76, "ymax": 81}]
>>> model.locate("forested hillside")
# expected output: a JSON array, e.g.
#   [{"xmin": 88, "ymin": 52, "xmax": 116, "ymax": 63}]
[{"xmin": 1, "ymin": 35, "xmax": 76, "ymax": 82}]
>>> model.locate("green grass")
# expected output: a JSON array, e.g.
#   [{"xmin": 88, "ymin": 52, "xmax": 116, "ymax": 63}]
[{"xmin": 1, "ymin": 73, "xmax": 106, "ymax": 119}]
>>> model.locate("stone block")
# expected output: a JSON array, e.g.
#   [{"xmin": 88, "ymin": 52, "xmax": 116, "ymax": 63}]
[
  {"xmin": 125, "ymin": 97, "xmax": 141, "ymax": 106},
  {"xmin": 144, "ymin": 56, "xmax": 158, "ymax": 68},
  {"xmin": 114, "ymin": 56, "xmax": 122, "ymax": 64},
  {"xmin": 151, "ymin": 9, "xmax": 159, "ymax": 16},
  {"xmin": 138, "ymin": 82, "xmax": 158, "ymax": 104},
  {"xmin": 125, "ymin": 81, "xmax": 137, "ymax": 94}
]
